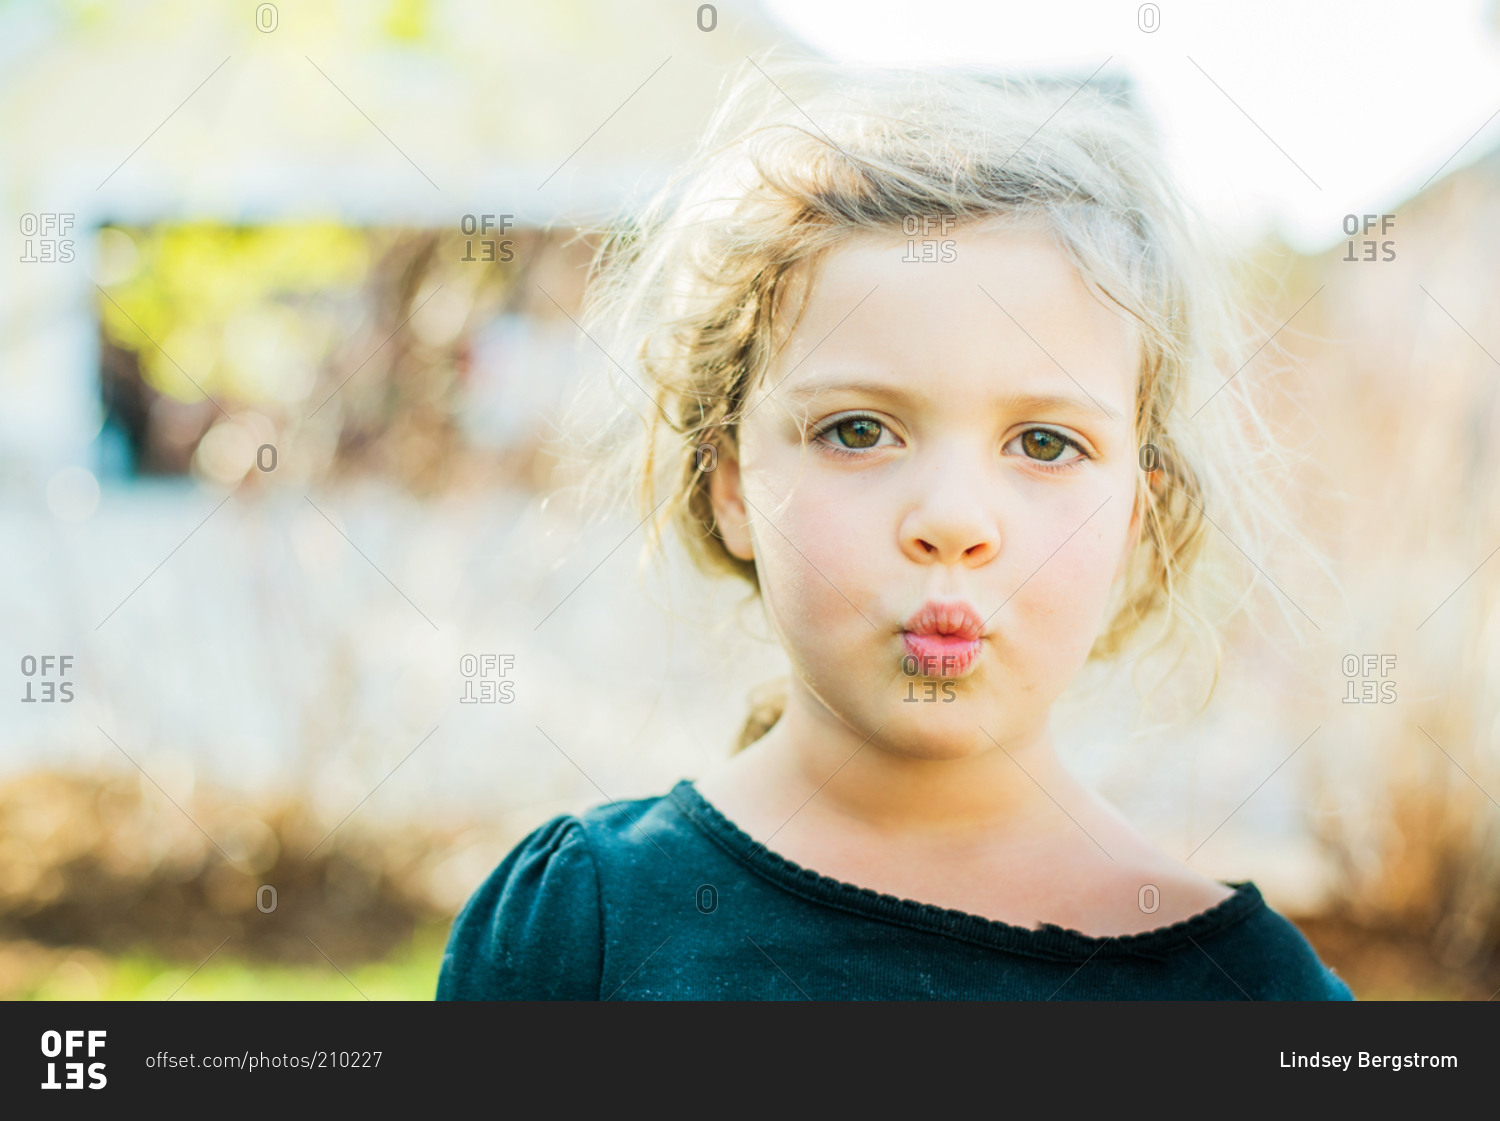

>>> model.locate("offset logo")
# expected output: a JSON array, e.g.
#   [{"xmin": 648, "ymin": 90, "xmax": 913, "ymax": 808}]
[
  {"xmin": 900, "ymin": 214, "xmax": 957, "ymax": 263},
  {"xmin": 20, "ymin": 654, "xmax": 75, "ymax": 703},
  {"xmin": 40, "ymin": 1030, "xmax": 107, "ymax": 1090},
  {"xmin": 459, "ymin": 214, "xmax": 515, "ymax": 263},
  {"xmin": 1342, "ymin": 214, "xmax": 1396, "ymax": 262},
  {"xmin": 1342, "ymin": 654, "xmax": 1397, "ymax": 704},
  {"xmin": 19, "ymin": 213, "xmax": 76, "ymax": 262},
  {"xmin": 459, "ymin": 654, "xmax": 516, "ymax": 703}
]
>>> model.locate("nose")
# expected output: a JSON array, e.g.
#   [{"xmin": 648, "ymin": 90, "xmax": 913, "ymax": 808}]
[{"xmin": 898, "ymin": 455, "xmax": 1001, "ymax": 568}]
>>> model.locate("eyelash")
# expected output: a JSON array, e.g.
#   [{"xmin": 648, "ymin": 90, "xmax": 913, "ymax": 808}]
[{"xmin": 811, "ymin": 413, "xmax": 1091, "ymax": 472}]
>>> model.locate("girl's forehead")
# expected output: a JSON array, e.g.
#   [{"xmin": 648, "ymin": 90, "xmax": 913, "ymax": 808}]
[
  {"xmin": 771, "ymin": 225, "xmax": 1141, "ymax": 417},
  {"xmin": 810, "ymin": 221, "xmax": 1086, "ymax": 290}
]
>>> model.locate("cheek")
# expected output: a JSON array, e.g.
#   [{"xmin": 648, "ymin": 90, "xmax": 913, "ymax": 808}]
[
  {"xmin": 1007, "ymin": 507, "xmax": 1133, "ymax": 666},
  {"xmin": 744, "ymin": 469, "xmax": 886, "ymax": 638}
]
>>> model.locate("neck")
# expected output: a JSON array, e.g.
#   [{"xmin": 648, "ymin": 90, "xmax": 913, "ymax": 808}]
[{"xmin": 745, "ymin": 676, "xmax": 1069, "ymax": 833}]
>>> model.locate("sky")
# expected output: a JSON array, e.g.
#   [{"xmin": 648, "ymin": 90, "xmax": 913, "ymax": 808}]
[{"xmin": 763, "ymin": 0, "xmax": 1500, "ymax": 250}]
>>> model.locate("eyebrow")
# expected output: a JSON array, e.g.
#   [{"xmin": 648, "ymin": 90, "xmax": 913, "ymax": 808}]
[{"xmin": 778, "ymin": 378, "xmax": 1123, "ymax": 420}]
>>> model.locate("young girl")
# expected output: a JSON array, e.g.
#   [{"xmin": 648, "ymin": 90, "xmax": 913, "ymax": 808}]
[{"xmin": 439, "ymin": 63, "xmax": 1352, "ymax": 1000}]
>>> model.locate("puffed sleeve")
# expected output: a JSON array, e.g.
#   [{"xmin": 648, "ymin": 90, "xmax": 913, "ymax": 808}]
[{"xmin": 436, "ymin": 815, "xmax": 603, "ymax": 1000}]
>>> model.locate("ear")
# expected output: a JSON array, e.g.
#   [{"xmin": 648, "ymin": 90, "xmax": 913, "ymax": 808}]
[{"xmin": 707, "ymin": 444, "xmax": 755, "ymax": 561}]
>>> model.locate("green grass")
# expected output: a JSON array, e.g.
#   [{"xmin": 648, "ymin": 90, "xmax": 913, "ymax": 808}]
[{"xmin": 16, "ymin": 926, "xmax": 449, "ymax": 1001}]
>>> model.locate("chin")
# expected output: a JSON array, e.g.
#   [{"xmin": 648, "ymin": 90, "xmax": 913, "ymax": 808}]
[{"xmin": 866, "ymin": 699, "xmax": 999, "ymax": 761}]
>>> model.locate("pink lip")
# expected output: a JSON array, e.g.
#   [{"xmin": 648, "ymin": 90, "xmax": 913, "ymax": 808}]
[{"xmin": 900, "ymin": 600, "xmax": 986, "ymax": 677}]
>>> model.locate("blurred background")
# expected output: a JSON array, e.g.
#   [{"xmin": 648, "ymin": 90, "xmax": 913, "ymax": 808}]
[{"xmin": 2, "ymin": 0, "xmax": 1498, "ymax": 999}]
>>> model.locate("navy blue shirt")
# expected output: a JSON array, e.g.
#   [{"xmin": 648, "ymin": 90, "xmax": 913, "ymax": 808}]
[{"xmin": 438, "ymin": 781, "xmax": 1354, "ymax": 1000}]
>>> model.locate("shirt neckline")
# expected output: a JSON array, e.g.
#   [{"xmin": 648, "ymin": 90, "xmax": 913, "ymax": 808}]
[{"xmin": 669, "ymin": 779, "xmax": 1266, "ymax": 962}]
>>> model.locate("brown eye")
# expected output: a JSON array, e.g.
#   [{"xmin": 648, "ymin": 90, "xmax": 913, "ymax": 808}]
[
  {"xmin": 835, "ymin": 417, "xmax": 883, "ymax": 448},
  {"xmin": 1021, "ymin": 429, "xmax": 1068, "ymax": 461}
]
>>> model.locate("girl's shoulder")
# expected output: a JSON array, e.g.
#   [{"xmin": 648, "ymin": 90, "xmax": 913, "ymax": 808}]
[
  {"xmin": 1196, "ymin": 889, "xmax": 1356, "ymax": 1000},
  {"xmin": 436, "ymin": 813, "xmax": 603, "ymax": 1000},
  {"xmin": 435, "ymin": 791, "xmax": 684, "ymax": 1001}
]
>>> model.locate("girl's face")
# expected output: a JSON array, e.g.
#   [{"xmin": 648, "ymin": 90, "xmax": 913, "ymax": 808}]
[{"xmin": 710, "ymin": 222, "xmax": 1144, "ymax": 759}]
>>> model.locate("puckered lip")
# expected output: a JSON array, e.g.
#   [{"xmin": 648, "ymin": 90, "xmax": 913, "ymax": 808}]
[{"xmin": 901, "ymin": 599, "xmax": 986, "ymax": 640}]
